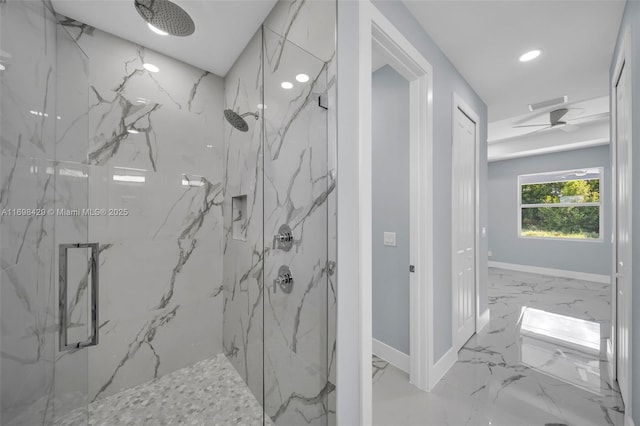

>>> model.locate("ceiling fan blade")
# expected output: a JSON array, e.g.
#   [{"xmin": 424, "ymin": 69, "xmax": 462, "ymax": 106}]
[
  {"xmin": 516, "ymin": 125, "xmax": 553, "ymax": 135},
  {"xmin": 530, "ymin": 125, "xmax": 553, "ymax": 134},
  {"xmin": 560, "ymin": 124, "xmax": 579, "ymax": 133},
  {"xmin": 513, "ymin": 124, "xmax": 550, "ymax": 128},
  {"xmin": 567, "ymin": 112, "xmax": 610, "ymax": 123}
]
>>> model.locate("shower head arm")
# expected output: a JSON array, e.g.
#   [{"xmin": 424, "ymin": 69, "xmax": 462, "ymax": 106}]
[{"xmin": 239, "ymin": 111, "xmax": 259, "ymax": 120}]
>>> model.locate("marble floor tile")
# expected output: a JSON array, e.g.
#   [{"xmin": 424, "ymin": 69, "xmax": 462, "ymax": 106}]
[
  {"xmin": 373, "ymin": 268, "xmax": 625, "ymax": 426},
  {"xmin": 56, "ymin": 354, "xmax": 270, "ymax": 426}
]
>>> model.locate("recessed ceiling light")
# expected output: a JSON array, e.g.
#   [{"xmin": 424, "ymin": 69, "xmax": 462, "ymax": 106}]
[
  {"xmin": 519, "ymin": 49, "xmax": 542, "ymax": 62},
  {"xmin": 281, "ymin": 81, "xmax": 293, "ymax": 89},
  {"xmin": 143, "ymin": 63, "xmax": 160, "ymax": 73},
  {"xmin": 295, "ymin": 73, "xmax": 309, "ymax": 83},
  {"xmin": 0, "ymin": 63, "xmax": 5, "ymax": 71},
  {"xmin": 206, "ymin": 144, "xmax": 213, "ymax": 148},
  {"xmin": 147, "ymin": 23, "xmax": 168, "ymax": 36}
]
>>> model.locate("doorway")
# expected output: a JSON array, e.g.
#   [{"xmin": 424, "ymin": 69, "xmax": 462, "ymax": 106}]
[
  {"xmin": 355, "ymin": 3, "xmax": 435, "ymax": 423},
  {"xmin": 371, "ymin": 53, "xmax": 412, "ymax": 374}
]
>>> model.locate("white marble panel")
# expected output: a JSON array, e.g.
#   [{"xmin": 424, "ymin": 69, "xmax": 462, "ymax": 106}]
[
  {"xmin": 55, "ymin": 22, "xmax": 90, "ymax": 165},
  {"xmin": 222, "ymin": 28, "xmax": 265, "ymax": 406},
  {"xmin": 262, "ymin": 26, "xmax": 333, "ymax": 425},
  {"xmin": 264, "ymin": 0, "xmax": 336, "ymax": 64},
  {"xmin": 0, "ymin": 1, "xmax": 58, "ymax": 160}
]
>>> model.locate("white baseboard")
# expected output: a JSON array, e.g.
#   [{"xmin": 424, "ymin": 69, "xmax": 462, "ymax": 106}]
[
  {"xmin": 428, "ymin": 347, "xmax": 457, "ymax": 389},
  {"xmin": 372, "ymin": 338, "xmax": 409, "ymax": 373},
  {"xmin": 477, "ymin": 308, "xmax": 490, "ymax": 333},
  {"xmin": 488, "ymin": 261, "xmax": 610, "ymax": 284}
]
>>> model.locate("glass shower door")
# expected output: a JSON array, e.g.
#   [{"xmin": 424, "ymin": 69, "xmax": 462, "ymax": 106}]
[
  {"xmin": 51, "ymin": 23, "xmax": 92, "ymax": 426},
  {"xmin": 262, "ymin": 28, "xmax": 331, "ymax": 425},
  {"xmin": 0, "ymin": 3, "xmax": 91, "ymax": 424}
]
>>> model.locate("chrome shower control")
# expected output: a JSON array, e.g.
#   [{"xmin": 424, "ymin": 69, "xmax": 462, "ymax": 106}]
[
  {"xmin": 272, "ymin": 224, "xmax": 294, "ymax": 251},
  {"xmin": 273, "ymin": 265, "xmax": 293, "ymax": 294}
]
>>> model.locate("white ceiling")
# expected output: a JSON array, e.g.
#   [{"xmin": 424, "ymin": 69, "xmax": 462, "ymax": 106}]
[
  {"xmin": 51, "ymin": 0, "xmax": 278, "ymax": 77},
  {"xmin": 403, "ymin": 0, "xmax": 626, "ymax": 123}
]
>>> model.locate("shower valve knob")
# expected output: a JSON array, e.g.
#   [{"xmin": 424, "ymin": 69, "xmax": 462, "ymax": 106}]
[
  {"xmin": 275, "ymin": 232, "xmax": 293, "ymax": 243},
  {"xmin": 273, "ymin": 265, "xmax": 293, "ymax": 294},
  {"xmin": 272, "ymin": 224, "xmax": 294, "ymax": 251}
]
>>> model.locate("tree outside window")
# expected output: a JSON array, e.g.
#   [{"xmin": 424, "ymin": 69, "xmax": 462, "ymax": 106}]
[{"xmin": 519, "ymin": 168, "xmax": 603, "ymax": 240}]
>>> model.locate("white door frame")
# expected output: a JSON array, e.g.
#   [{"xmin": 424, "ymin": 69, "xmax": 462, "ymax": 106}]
[
  {"xmin": 357, "ymin": 1, "xmax": 434, "ymax": 423},
  {"xmin": 451, "ymin": 93, "xmax": 481, "ymax": 351},
  {"xmin": 610, "ymin": 27, "xmax": 633, "ymax": 422}
]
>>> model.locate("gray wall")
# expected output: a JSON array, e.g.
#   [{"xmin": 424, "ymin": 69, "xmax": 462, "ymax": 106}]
[
  {"xmin": 488, "ymin": 146, "xmax": 611, "ymax": 276},
  {"xmin": 610, "ymin": 1, "xmax": 640, "ymax": 422},
  {"xmin": 372, "ymin": 65, "xmax": 410, "ymax": 355},
  {"xmin": 370, "ymin": 0, "xmax": 489, "ymax": 361}
]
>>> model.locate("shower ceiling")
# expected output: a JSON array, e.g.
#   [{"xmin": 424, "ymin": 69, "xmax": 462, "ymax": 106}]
[{"xmin": 51, "ymin": 0, "xmax": 278, "ymax": 76}]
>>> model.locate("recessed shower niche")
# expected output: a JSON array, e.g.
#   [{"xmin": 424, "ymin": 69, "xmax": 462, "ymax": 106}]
[{"xmin": 232, "ymin": 194, "xmax": 248, "ymax": 241}]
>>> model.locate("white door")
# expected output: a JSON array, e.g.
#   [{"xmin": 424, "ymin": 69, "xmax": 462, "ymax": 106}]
[
  {"xmin": 615, "ymin": 60, "xmax": 631, "ymax": 404},
  {"xmin": 452, "ymin": 106, "xmax": 476, "ymax": 350}
]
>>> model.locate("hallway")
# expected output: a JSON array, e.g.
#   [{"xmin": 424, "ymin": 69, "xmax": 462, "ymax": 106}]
[{"xmin": 373, "ymin": 268, "xmax": 623, "ymax": 425}]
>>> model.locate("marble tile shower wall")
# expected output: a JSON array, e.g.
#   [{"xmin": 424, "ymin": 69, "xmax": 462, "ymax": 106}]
[
  {"xmin": 56, "ymin": 24, "xmax": 226, "ymax": 402},
  {"xmin": 262, "ymin": 27, "xmax": 332, "ymax": 425},
  {"xmin": 263, "ymin": 3, "xmax": 337, "ymax": 423},
  {"xmin": 222, "ymin": 28, "xmax": 265, "ymax": 407},
  {"xmin": 0, "ymin": 2, "xmax": 59, "ymax": 424},
  {"xmin": 221, "ymin": 1, "xmax": 336, "ymax": 425}
]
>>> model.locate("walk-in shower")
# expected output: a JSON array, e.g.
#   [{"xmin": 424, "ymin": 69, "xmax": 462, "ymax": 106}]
[{"xmin": 0, "ymin": 1, "xmax": 337, "ymax": 425}]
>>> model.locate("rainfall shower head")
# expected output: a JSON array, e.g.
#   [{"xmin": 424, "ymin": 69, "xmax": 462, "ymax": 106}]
[
  {"xmin": 224, "ymin": 109, "xmax": 259, "ymax": 133},
  {"xmin": 134, "ymin": 0, "xmax": 195, "ymax": 37}
]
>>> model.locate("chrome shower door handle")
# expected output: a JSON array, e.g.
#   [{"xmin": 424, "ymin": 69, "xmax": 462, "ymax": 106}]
[{"xmin": 59, "ymin": 243, "xmax": 99, "ymax": 351}]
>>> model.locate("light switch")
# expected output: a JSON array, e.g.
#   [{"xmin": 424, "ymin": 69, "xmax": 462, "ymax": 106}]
[{"xmin": 383, "ymin": 232, "xmax": 396, "ymax": 247}]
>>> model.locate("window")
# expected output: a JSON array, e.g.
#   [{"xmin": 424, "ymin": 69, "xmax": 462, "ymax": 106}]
[{"xmin": 518, "ymin": 168, "xmax": 603, "ymax": 241}]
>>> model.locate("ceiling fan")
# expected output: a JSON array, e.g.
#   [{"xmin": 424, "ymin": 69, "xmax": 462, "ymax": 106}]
[{"xmin": 513, "ymin": 108, "xmax": 609, "ymax": 134}]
